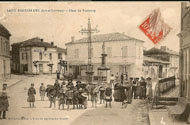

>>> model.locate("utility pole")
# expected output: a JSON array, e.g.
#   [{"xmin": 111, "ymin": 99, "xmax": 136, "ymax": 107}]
[{"xmin": 79, "ymin": 18, "xmax": 99, "ymax": 83}]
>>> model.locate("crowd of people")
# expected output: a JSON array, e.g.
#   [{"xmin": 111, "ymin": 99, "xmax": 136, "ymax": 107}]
[
  {"xmin": 27, "ymin": 79, "xmax": 113, "ymax": 110},
  {"xmin": 0, "ymin": 73, "xmax": 153, "ymax": 119},
  {"xmin": 27, "ymin": 73, "xmax": 153, "ymax": 110}
]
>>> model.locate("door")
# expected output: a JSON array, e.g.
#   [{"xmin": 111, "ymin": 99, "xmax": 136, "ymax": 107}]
[
  {"xmin": 3, "ymin": 60, "xmax": 6, "ymax": 78},
  {"xmin": 159, "ymin": 65, "xmax": 163, "ymax": 78},
  {"xmin": 39, "ymin": 64, "xmax": 43, "ymax": 73}
]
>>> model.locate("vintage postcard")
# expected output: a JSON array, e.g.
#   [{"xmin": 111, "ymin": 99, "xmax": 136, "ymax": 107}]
[{"xmin": 0, "ymin": 1, "xmax": 189, "ymax": 125}]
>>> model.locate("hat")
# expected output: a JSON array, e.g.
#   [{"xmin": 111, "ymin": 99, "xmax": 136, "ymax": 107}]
[
  {"xmin": 147, "ymin": 77, "xmax": 151, "ymax": 80},
  {"xmin": 76, "ymin": 81, "xmax": 81, "ymax": 84},
  {"xmin": 3, "ymin": 83, "xmax": 7, "ymax": 86},
  {"xmin": 79, "ymin": 88, "xmax": 83, "ymax": 91},
  {"xmin": 68, "ymin": 79, "xmax": 73, "ymax": 82}
]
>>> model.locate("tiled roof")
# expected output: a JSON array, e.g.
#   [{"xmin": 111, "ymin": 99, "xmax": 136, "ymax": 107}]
[
  {"xmin": 12, "ymin": 37, "xmax": 56, "ymax": 48},
  {"xmin": 66, "ymin": 32, "xmax": 144, "ymax": 45},
  {"xmin": 144, "ymin": 47, "xmax": 179, "ymax": 56},
  {"xmin": 0, "ymin": 23, "xmax": 11, "ymax": 39}
]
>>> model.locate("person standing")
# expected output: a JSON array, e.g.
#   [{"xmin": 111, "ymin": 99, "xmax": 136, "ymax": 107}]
[
  {"xmin": 99, "ymin": 84, "xmax": 106, "ymax": 104},
  {"xmin": 56, "ymin": 70, "xmax": 60, "ymax": 79},
  {"xmin": 105, "ymin": 85, "xmax": 112, "ymax": 108},
  {"xmin": 132, "ymin": 78, "xmax": 137, "ymax": 99},
  {"xmin": 58, "ymin": 87, "xmax": 66, "ymax": 110},
  {"xmin": 110, "ymin": 74, "xmax": 115, "ymax": 88},
  {"xmin": 65, "ymin": 87, "xmax": 73, "ymax": 110},
  {"xmin": 39, "ymin": 83, "xmax": 46, "ymax": 101},
  {"xmin": 54, "ymin": 80, "xmax": 60, "ymax": 98},
  {"xmin": 128, "ymin": 78, "xmax": 133, "ymax": 103},
  {"xmin": 115, "ymin": 73, "xmax": 119, "ymax": 82},
  {"xmin": 146, "ymin": 77, "xmax": 153, "ymax": 101},
  {"xmin": 140, "ymin": 77, "xmax": 146, "ymax": 99},
  {"xmin": 27, "ymin": 83, "xmax": 36, "ymax": 108},
  {"xmin": 73, "ymin": 87, "xmax": 79, "ymax": 109},
  {"xmin": 90, "ymin": 83, "xmax": 99, "ymax": 108},
  {"xmin": 0, "ymin": 83, "xmax": 9, "ymax": 119},
  {"xmin": 121, "ymin": 73, "xmax": 124, "ymax": 84}
]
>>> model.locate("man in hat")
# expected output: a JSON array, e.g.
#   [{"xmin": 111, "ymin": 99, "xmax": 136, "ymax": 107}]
[
  {"xmin": 0, "ymin": 83, "xmax": 9, "ymax": 119},
  {"xmin": 39, "ymin": 83, "xmax": 46, "ymax": 101},
  {"xmin": 27, "ymin": 83, "xmax": 36, "ymax": 108},
  {"xmin": 76, "ymin": 81, "xmax": 81, "ymax": 90},
  {"xmin": 67, "ymin": 79, "xmax": 74, "ymax": 89},
  {"xmin": 54, "ymin": 80, "xmax": 60, "ymax": 98}
]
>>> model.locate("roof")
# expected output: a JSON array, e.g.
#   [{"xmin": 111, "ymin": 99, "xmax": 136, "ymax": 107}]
[
  {"xmin": 144, "ymin": 47, "xmax": 179, "ymax": 56},
  {"xmin": 57, "ymin": 47, "xmax": 67, "ymax": 54},
  {"xmin": 66, "ymin": 32, "xmax": 144, "ymax": 45},
  {"xmin": 144, "ymin": 48, "xmax": 169, "ymax": 55},
  {"xmin": 0, "ymin": 23, "xmax": 11, "ymax": 39},
  {"xmin": 12, "ymin": 37, "xmax": 56, "ymax": 48},
  {"xmin": 143, "ymin": 56, "xmax": 170, "ymax": 64}
]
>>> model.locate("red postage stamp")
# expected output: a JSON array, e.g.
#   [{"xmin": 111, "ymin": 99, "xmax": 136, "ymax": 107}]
[{"xmin": 139, "ymin": 8, "xmax": 172, "ymax": 44}]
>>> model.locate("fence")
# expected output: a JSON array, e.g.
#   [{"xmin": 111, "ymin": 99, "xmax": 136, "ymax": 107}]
[{"xmin": 158, "ymin": 76, "xmax": 176, "ymax": 96}]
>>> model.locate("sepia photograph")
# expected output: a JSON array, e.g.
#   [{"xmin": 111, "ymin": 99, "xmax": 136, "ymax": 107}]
[{"xmin": 0, "ymin": 1, "xmax": 189, "ymax": 125}]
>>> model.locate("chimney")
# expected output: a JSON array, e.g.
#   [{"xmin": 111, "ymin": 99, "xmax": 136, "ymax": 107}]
[
  {"xmin": 41, "ymin": 39, "xmax": 43, "ymax": 42},
  {"xmin": 160, "ymin": 46, "xmax": 167, "ymax": 51},
  {"xmin": 51, "ymin": 42, "xmax": 54, "ymax": 46},
  {"xmin": 71, "ymin": 36, "xmax": 75, "ymax": 42}
]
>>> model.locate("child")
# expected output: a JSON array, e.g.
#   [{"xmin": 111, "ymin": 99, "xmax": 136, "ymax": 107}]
[
  {"xmin": 0, "ymin": 83, "xmax": 9, "ymax": 119},
  {"xmin": 105, "ymin": 86, "xmax": 112, "ymax": 108},
  {"xmin": 27, "ymin": 83, "xmax": 36, "ymax": 108},
  {"xmin": 39, "ymin": 83, "xmax": 46, "ymax": 101},
  {"xmin": 122, "ymin": 99, "xmax": 128, "ymax": 109}
]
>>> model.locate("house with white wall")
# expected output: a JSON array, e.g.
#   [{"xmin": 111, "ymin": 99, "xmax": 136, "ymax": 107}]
[
  {"xmin": 12, "ymin": 37, "xmax": 66, "ymax": 74},
  {"xmin": 65, "ymin": 32, "xmax": 144, "ymax": 79}
]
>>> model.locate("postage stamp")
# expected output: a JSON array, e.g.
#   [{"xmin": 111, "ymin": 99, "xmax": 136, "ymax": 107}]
[{"xmin": 139, "ymin": 8, "xmax": 172, "ymax": 44}]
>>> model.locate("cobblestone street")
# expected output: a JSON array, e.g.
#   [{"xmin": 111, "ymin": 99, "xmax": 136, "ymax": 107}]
[{"xmin": 71, "ymin": 99, "xmax": 150, "ymax": 125}]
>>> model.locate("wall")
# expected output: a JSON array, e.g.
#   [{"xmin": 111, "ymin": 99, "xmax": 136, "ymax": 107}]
[
  {"xmin": 66, "ymin": 39, "xmax": 144, "ymax": 78},
  {"xmin": 0, "ymin": 35, "xmax": 11, "ymax": 80}
]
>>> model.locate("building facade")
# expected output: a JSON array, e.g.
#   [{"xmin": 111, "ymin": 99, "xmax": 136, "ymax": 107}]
[
  {"xmin": 143, "ymin": 56, "xmax": 170, "ymax": 80},
  {"xmin": 11, "ymin": 37, "xmax": 66, "ymax": 74},
  {"xmin": 65, "ymin": 32, "xmax": 144, "ymax": 79},
  {"xmin": 144, "ymin": 46, "xmax": 179, "ymax": 78},
  {"xmin": 178, "ymin": 2, "xmax": 190, "ymax": 102},
  {"xmin": 0, "ymin": 24, "xmax": 11, "ymax": 81}
]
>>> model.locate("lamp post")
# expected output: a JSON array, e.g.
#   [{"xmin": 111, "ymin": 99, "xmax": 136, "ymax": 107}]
[{"xmin": 79, "ymin": 18, "xmax": 99, "ymax": 84}]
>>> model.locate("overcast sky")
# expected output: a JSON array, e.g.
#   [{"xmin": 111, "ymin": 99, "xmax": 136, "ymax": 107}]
[{"xmin": 0, "ymin": 2, "xmax": 181, "ymax": 51}]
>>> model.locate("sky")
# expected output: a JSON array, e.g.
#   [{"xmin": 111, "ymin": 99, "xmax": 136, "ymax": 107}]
[{"xmin": 0, "ymin": 2, "xmax": 181, "ymax": 52}]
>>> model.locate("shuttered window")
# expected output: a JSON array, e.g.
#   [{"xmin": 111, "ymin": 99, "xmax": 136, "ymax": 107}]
[{"xmin": 122, "ymin": 46, "xmax": 128, "ymax": 57}]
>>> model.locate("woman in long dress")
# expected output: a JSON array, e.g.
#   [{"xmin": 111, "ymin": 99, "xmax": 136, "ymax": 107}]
[{"xmin": 146, "ymin": 77, "xmax": 153, "ymax": 100}]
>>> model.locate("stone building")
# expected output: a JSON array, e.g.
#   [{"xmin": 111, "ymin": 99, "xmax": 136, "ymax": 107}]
[
  {"xmin": 65, "ymin": 32, "xmax": 144, "ymax": 79},
  {"xmin": 0, "ymin": 24, "xmax": 11, "ymax": 81},
  {"xmin": 178, "ymin": 1, "xmax": 190, "ymax": 102},
  {"xmin": 11, "ymin": 37, "xmax": 66, "ymax": 74}
]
